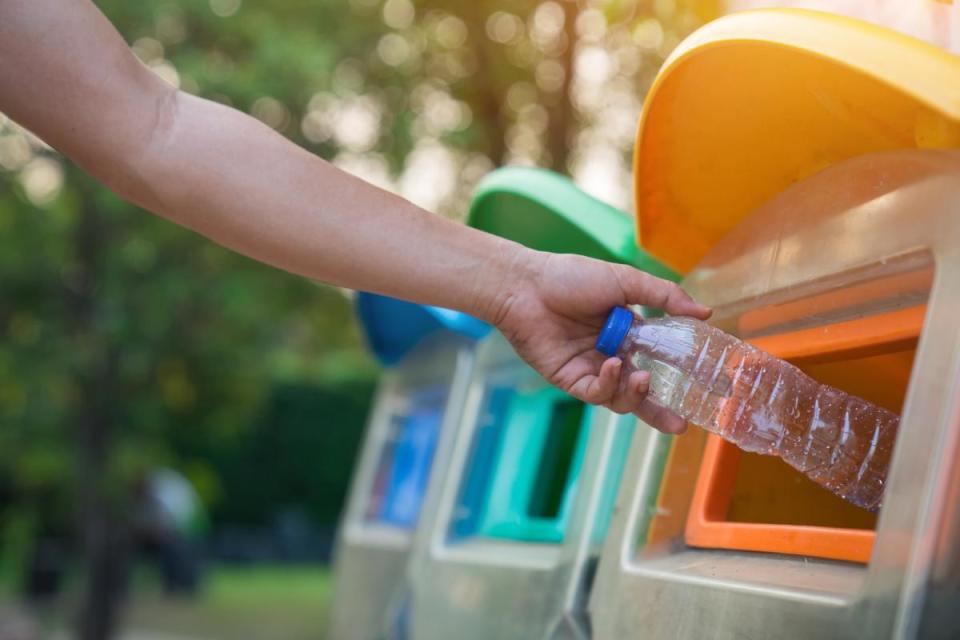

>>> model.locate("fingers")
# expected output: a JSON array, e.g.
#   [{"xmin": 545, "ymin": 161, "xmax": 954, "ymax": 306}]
[
  {"xmin": 571, "ymin": 359, "xmax": 647, "ymax": 411},
  {"xmin": 634, "ymin": 398, "xmax": 688, "ymax": 434},
  {"xmin": 568, "ymin": 358, "xmax": 687, "ymax": 435},
  {"xmin": 607, "ymin": 370, "xmax": 650, "ymax": 414},
  {"xmin": 605, "ymin": 371, "xmax": 687, "ymax": 434},
  {"xmin": 618, "ymin": 266, "xmax": 711, "ymax": 319},
  {"xmin": 574, "ymin": 357, "xmax": 622, "ymax": 405}
]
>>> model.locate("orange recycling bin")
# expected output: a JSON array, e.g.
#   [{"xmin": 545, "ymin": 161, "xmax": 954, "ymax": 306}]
[
  {"xmin": 632, "ymin": 9, "xmax": 960, "ymax": 274},
  {"xmin": 591, "ymin": 9, "xmax": 960, "ymax": 639}
]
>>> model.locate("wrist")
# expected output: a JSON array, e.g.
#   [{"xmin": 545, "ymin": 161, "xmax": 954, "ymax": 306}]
[{"xmin": 474, "ymin": 239, "xmax": 545, "ymax": 328}]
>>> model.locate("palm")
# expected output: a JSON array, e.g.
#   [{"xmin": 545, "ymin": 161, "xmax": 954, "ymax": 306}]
[
  {"xmin": 496, "ymin": 252, "xmax": 710, "ymax": 433},
  {"xmin": 500, "ymin": 254, "xmax": 623, "ymax": 389}
]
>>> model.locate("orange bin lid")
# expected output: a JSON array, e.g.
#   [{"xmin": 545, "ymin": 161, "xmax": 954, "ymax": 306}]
[{"xmin": 633, "ymin": 9, "xmax": 960, "ymax": 273}]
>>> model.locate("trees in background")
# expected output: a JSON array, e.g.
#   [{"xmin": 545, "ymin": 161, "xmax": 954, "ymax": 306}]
[{"xmin": 0, "ymin": 1, "xmax": 704, "ymax": 637}]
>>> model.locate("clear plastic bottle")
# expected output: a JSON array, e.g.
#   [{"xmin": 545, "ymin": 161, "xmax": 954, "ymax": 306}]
[{"xmin": 596, "ymin": 307, "xmax": 899, "ymax": 511}]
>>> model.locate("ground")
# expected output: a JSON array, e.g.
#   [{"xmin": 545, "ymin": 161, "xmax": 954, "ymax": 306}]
[{"xmin": 1, "ymin": 564, "xmax": 333, "ymax": 640}]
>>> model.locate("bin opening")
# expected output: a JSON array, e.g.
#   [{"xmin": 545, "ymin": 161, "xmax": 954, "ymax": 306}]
[
  {"xmin": 726, "ymin": 452, "xmax": 878, "ymax": 530},
  {"xmin": 449, "ymin": 386, "xmax": 514, "ymax": 539},
  {"xmin": 684, "ymin": 305, "xmax": 925, "ymax": 563},
  {"xmin": 366, "ymin": 387, "xmax": 447, "ymax": 529},
  {"xmin": 528, "ymin": 399, "xmax": 587, "ymax": 519},
  {"xmin": 726, "ymin": 342, "xmax": 916, "ymax": 529},
  {"xmin": 450, "ymin": 382, "xmax": 592, "ymax": 544}
]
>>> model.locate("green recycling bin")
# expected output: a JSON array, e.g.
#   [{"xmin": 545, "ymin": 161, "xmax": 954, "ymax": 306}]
[
  {"xmin": 469, "ymin": 167, "xmax": 678, "ymax": 280},
  {"xmin": 406, "ymin": 167, "xmax": 680, "ymax": 640},
  {"xmin": 459, "ymin": 167, "xmax": 679, "ymax": 544}
]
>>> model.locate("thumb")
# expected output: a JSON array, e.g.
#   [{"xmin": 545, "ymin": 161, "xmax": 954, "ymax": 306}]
[{"xmin": 617, "ymin": 266, "xmax": 711, "ymax": 319}]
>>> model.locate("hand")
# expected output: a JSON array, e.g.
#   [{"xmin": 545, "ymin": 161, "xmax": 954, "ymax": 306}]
[{"xmin": 493, "ymin": 250, "xmax": 711, "ymax": 434}]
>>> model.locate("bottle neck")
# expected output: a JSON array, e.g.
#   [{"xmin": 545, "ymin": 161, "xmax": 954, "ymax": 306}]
[{"xmin": 595, "ymin": 306, "xmax": 638, "ymax": 357}]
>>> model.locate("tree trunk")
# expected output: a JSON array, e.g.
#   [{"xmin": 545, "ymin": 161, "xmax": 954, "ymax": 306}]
[
  {"xmin": 69, "ymin": 199, "xmax": 128, "ymax": 640},
  {"xmin": 74, "ymin": 359, "xmax": 128, "ymax": 640},
  {"xmin": 461, "ymin": 1, "xmax": 508, "ymax": 166},
  {"xmin": 545, "ymin": 0, "xmax": 577, "ymax": 174}
]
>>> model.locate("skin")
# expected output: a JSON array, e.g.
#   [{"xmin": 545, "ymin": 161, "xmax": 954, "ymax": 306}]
[{"xmin": 0, "ymin": 0, "xmax": 710, "ymax": 433}]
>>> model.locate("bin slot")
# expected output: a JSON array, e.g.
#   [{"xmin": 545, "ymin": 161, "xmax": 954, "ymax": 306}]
[
  {"xmin": 727, "ymin": 342, "xmax": 915, "ymax": 529},
  {"xmin": 366, "ymin": 386, "xmax": 448, "ymax": 529},
  {"xmin": 727, "ymin": 453, "xmax": 877, "ymax": 529},
  {"xmin": 451, "ymin": 383, "xmax": 592, "ymax": 543},
  {"xmin": 449, "ymin": 386, "xmax": 514, "ymax": 539},
  {"xmin": 528, "ymin": 399, "xmax": 586, "ymax": 519},
  {"xmin": 682, "ymin": 305, "xmax": 925, "ymax": 563}
]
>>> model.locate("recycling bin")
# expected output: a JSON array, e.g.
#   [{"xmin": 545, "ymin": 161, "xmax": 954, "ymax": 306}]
[
  {"xmin": 404, "ymin": 167, "xmax": 679, "ymax": 639},
  {"xmin": 328, "ymin": 293, "xmax": 489, "ymax": 640},
  {"xmin": 590, "ymin": 11, "xmax": 960, "ymax": 639}
]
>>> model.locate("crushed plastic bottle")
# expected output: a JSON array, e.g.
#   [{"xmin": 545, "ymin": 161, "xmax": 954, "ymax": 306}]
[{"xmin": 596, "ymin": 307, "xmax": 899, "ymax": 511}]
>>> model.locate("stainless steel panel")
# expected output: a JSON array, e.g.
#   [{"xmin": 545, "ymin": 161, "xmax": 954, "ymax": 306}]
[
  {"xmin": 590, "ymin": 150, "xmax": 960, "ymax": 640},
  {"xmin": 405, "ymin": 332, "xmax": 655, "ymax": 639},
  {"xmin": 329, "ymin": 335, "xmax": 477, "ymax": 640}
]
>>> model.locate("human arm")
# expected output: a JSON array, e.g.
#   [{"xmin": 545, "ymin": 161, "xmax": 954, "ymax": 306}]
[{"xmin": 0, "ymin": 0, "xmax": 709, "ymax": 431}]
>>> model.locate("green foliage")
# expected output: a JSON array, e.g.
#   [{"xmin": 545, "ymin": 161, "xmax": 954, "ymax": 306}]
[
  {"xmin": 212, "ymin": 381, "xmax": 375, "ymax": 526},
  {"xmin": 0, "ymin": 0, "xmax": 388, "ymax": 543},
  {"xmin": 0, "ymin": 0, "xmax": 703, "ymax": 550},
  {"xmin": 0, "ymin": 161, "xmax": 378, "ymax": 530}
]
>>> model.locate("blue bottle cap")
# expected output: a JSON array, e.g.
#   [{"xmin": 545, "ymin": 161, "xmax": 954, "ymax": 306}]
[{"xmin": 596, "ymin": 306, "xmax": 635, "ymax": 357}]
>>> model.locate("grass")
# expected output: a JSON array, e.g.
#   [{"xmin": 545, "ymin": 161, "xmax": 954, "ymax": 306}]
[
  {"xmin": 1, "ymin": 564, "xmax": 334, "ymax": 640},
  {"xmin": 124, "ymin": 565, "xmax": 334, "ymax": 640}
]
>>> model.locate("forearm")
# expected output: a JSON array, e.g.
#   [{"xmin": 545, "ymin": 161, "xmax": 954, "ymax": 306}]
[
  {"xmin": 0, "ymin": 0, "xmax": 535, "ymax": 324},
  {"xmin": 131, "ymin": 90, "xmax": 533, "ymax": 322}
]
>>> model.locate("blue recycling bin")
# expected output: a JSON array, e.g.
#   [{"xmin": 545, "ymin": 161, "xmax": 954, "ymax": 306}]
[
  {"xmin": 355, "ymin": 292, "xmax": 490, "ymax": 530},
  {"xmin": 376, "ymin": 387, "xmax": 445, "ymax": 528},
  {"xmin": 329, "ymin": 293, "xmax": 490, "ymax": 640},
  {"xmin": 356, "ymin": 292, "xmax": 489, "ymax": 366}
]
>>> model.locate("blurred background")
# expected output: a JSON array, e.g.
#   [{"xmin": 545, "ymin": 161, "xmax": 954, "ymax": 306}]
[
  {"xmin": 3, "ymin": 0, "xmax": 958, "ymax": 638},
  {"xmin": 0, "ymin": 1, "xmax": 712, "ymax": 638}
]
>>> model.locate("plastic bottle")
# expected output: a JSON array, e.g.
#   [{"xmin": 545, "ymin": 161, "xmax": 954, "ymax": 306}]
[{"xmin": 596, "ymin": 307, "xmax": 899, "ymax": 511}]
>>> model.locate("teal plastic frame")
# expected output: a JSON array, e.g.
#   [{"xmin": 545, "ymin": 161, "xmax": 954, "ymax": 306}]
[{"xmin": 477, "ymin": 386, "xmax": 593, "ymax": 543}]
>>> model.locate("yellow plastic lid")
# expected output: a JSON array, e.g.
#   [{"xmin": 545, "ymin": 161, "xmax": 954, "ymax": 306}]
[{"xmin": 633, "ymin": 8, "xmax": 960, "ymax": 273}]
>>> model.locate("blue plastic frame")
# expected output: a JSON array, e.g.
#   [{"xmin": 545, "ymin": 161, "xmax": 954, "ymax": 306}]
[{"xmin": 355, "ymin": 292, "xmax": 490, "ymax": 366}]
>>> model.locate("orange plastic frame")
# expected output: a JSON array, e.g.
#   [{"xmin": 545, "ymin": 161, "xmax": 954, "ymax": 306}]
[{"xmin": 685, "ymin": 305, "xmax": 926, "ymax": 563}]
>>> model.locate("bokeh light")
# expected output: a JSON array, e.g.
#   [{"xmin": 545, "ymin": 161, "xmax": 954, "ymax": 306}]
[
  {"xmin": 132, "ymin": 37, "xmax": 165, "ymax": 64},
  {"xmin": 577, "ymin": 9, "xmax": 608, "ymax": 43},
  {"xmin": 149, "ymin": 60, "xmax": 181, "ymax": 88},
  {"xmin": 383, "ymin": 0, "xmax": 415, "ymax": 30},
  {"xmin": 399, "ymin": 139, "xmax": 458, "ymax": 210},
  {"xmin": 378, "ymin": 33, "xmax": 413, "ymax": 67},
  {"xmin": 209, "ymin": 0, "xmax": 242, "ymax": 18},
  {"xmin": 0, "ymin": 132, "xmax": 32, "ymax": 171},
  {"xmin": 252, "ymin": 96, "xmax": 291, "ymax": 131},
  {"xmin": 535, "ymin": 58, "xmax": 566, "ymax": 92},
  {"xmin": 633, "ymin": 18, "xmax": 665, "ymax": 49},
  {"xmin": 486, "ymin": 11, "xmax": 525, "ymax": 45},
  {"xmin": 530, "ymin": 1, "xmax": 566, "ymax": 52},
  {"xmin": 18, "ymin": 157, "xmax": 64, "ymax": 206},
  {"xmin": 434, "ymin": 15, "xmax": 469, "ymax": 49},
  {"xmin": 330, "ymin": 95, "xmax": 382, "ymax": 152}
]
